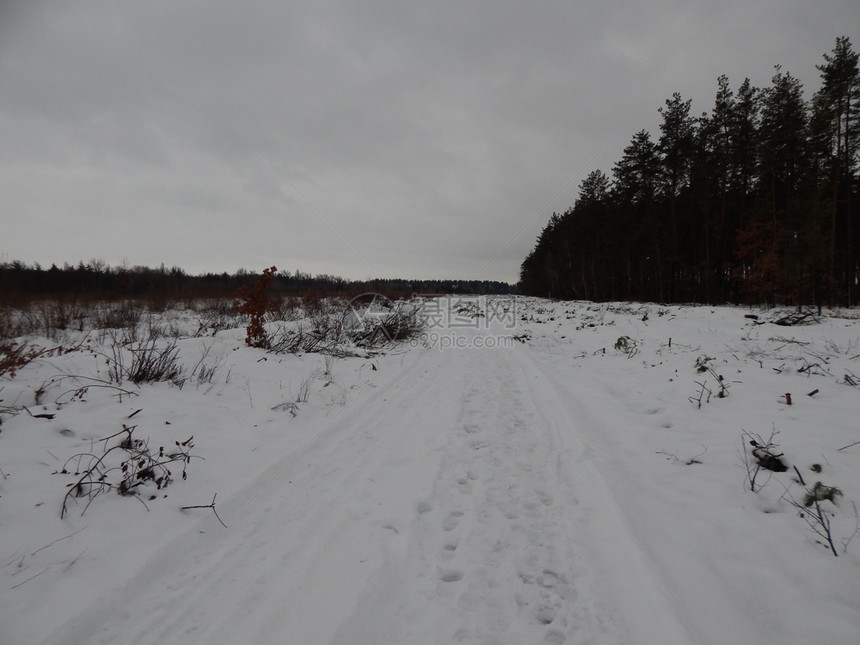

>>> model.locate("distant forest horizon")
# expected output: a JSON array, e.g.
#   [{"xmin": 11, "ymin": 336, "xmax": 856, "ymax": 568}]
[{"xmin": 0, "ymin": 259, "xmax": 515, "ymax": 303}]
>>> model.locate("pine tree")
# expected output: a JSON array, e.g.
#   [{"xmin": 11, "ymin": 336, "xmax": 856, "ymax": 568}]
[
  {"xmin": 811, "ymin": 36, "xmax": 860, "ymax": 304},
  {"xmin": 658, "ymin": 92, "xmax": 696, "ymax": 266},
  {"xmin": 731, "ymin": 79, "xmax": 760, "ymax": 200},
  {"xmin": 758, "ymin": 66, "xmax": 810, "ymax": 223},
  {"xmin": 612, "ymin": 130, "xmax": 663, "ymax": 299},
  {"xmin": 575, "ymin": 169, "xmax": 611, "ymax": 208},
  {"xmin": 572, "ymin": 170, "xmax": 611, "ymax": 299}
]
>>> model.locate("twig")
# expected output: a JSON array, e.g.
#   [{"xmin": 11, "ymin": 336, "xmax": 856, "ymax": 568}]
[
  {"xmin": 842, "ymin": 502, "xmax": 860, "ymax": 554},
  {"xmin": 793, "ymin": 465, "xmax": 806, "ymax": 486},
  {"xmin": 837, "ymin": 440, "xmax": 860, "ymax": 452},
  {"xmin": 687, "ymin": 446, "xmax": 708, "ymax": 465},
  {"xmin": 689, "ymin": 379, "xmax": 712, "ymax": 408},
  {"xmin": 782, "ymin": 482, "xmax": 841, "ymax": 557},
  {"xmin": 55, "ymin": 383, "xmax": 138, "ymax": 405},
  {"xmin": 31, "ymin": 527, "xmax": 87, "ymax": 556},
  {"xmin": 708, "ymin": 368, "xmax": 729, "ymax": 398},
  {"xmin": 23, "ymin": 406, "xmax": 56, "ymax": 420},
  {"xmin": 741, "ymin": 427, "xmax": 785, "ymax": 491},
  {"xmin": 10, "ymin": 567, "xmax": 51, "ymax": 590},
  {"xmin": 62, "ymin": 548, "xmax": 87, "ymax": 572},
  {"xmin": 181, "ymin": 494, "xmax": 227, "ymax": 528}
]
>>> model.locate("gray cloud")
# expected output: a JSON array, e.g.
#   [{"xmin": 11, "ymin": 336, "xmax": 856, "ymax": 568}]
[{"xmin": 1, "ymin": 0, "xmax": 857, "ymax": 281}]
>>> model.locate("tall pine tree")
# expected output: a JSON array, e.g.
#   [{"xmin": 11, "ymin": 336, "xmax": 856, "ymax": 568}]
[{"xmin": 812, "ymin": 36, "xmax": 860, "ymax": 304}]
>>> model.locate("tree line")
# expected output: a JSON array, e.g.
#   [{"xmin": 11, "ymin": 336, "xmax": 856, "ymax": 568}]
[
  {"xmin": 519, "ymin": 37, "xmax": 860, "ymax": 307},
  {"xmin": 0, "ymin": 260, "xmax": 513, "ymax": 304}
]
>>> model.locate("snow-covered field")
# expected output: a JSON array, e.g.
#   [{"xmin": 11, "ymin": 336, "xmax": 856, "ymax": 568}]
[{"xmin": 2, "ymin": 297, "xmax": 859, "ymax": 644}]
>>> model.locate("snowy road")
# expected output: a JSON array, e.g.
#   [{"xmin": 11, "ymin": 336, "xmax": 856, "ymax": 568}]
[{"xmin": 41, "ymin": 332, "xmax": 690, "ymax": 645}]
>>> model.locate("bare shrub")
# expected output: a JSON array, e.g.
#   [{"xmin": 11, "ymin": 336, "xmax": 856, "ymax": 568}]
[
  {"xmin": 94, "ymin": 301, "xmax": 143, "ymax": 329},
  {"xmin": 741, "ymin": 427, "xmax": 787, "ymax": 492},
  {"xmin": 0, "ymin": 341, "xmax": 41, "ymax": 379},
  {"xmin": 189, "ymin": 342, "xmax": 226, "ymax": 388},
  {"xmin": 266, "ymin": 296, "xmax": 425, "ymax": 357},
  {"xmin": 345, "ymin": 298, "xmax": 425, "ymax": 348},
  {"xmin": 782, "ymin": 468, "xmax": 843, "ymax": 557},
  {"xmin": 105, "ymin": 335, "xmax": 185, "ymax": 386},
  {"xmin": 31, "ymin": 298, "xmax": 90, "ymax": 337},
  {"xmin": 295, "ymin": 369, "xmax": 319, "ymax": 403},
  {"xmin": 270, "ymin": 295, "xmax": 304, "ymax": 322},
  {"xmin": 614, "ymin": 335, "xmax": 639, "ymax": 358},
  {"xmin": 191, "ymin": 298, "xmax": 242, "ymax": 337},
  {"xmin": 56, "ymin": 424, "xmax": 196, "ymax": 518},
  {"xmin": 268, "ymin": 320, "xmax": 354, "ymax": 357},
  {"xmin": 0, "ymin": 303, "xmax": 26, "ymax": 340}
]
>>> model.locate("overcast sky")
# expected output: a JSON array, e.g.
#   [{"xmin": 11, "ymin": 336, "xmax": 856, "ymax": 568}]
[{"xmin": 1, "ymin": 1, "xmax": 857, "ymax": 283}]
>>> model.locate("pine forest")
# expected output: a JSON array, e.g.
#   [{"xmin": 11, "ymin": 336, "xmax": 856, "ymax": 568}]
[{"xmin": 519, "ymin": 37, "xmax": 860, "ymax": 308}]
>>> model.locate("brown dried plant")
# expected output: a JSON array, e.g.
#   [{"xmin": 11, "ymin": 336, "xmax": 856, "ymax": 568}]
[{"xmin": 234, "ymin": 266, "xmax": 277, "ymax": 348}]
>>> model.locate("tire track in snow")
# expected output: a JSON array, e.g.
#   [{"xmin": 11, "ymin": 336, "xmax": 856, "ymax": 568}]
[
  {"xmin": 40, "ymin": 349, "xmax": 461, "ymax": 645},
  {"xmin": 41, "ymin": 337, "xmax": 692, "ymax": 645},
  {"xmin": 422, "ymin": 348, "xmax": 595, "ymax": 645},
  {"xmin": 516, "ymin": 346, "xmax": 696, "ymax": 644},
  {"xmin": 330, "ymin": 345, "xmax": 640, "ymax": 644}
]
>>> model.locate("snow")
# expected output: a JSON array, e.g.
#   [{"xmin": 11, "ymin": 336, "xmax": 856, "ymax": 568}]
[{"xmin": 2, "ymin": 297, "xmax": 859, "ymax": 644}]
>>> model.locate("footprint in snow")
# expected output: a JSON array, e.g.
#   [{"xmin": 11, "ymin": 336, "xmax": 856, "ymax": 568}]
[
  {"xmin": 516, "ymin": 591, "xmax": 559, "ymax": 626},
  {"xmin": 442, "ymin": 510, "xmax": 464, "ymax": 531},
  {"xmin": 535, "ymin": 489, "xmax": 554, "ymax": 506},
  {"xmin": 538, "ymin": 569, "xmax": 561, "ymax": 589},
  {"xmin": 544, "ymin": 629, "xmax": 567, "ymax": 644},
  {"xmin": 438, "ymin": 568, "xmax": 464, "ymax": 583},
  {"xmin": 456, "ymin": 476, "xmax": 473, "ymax": 494},
  {"xmin": 535, "ymin": 604, "xmax": 557, "ymax": 625}
]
